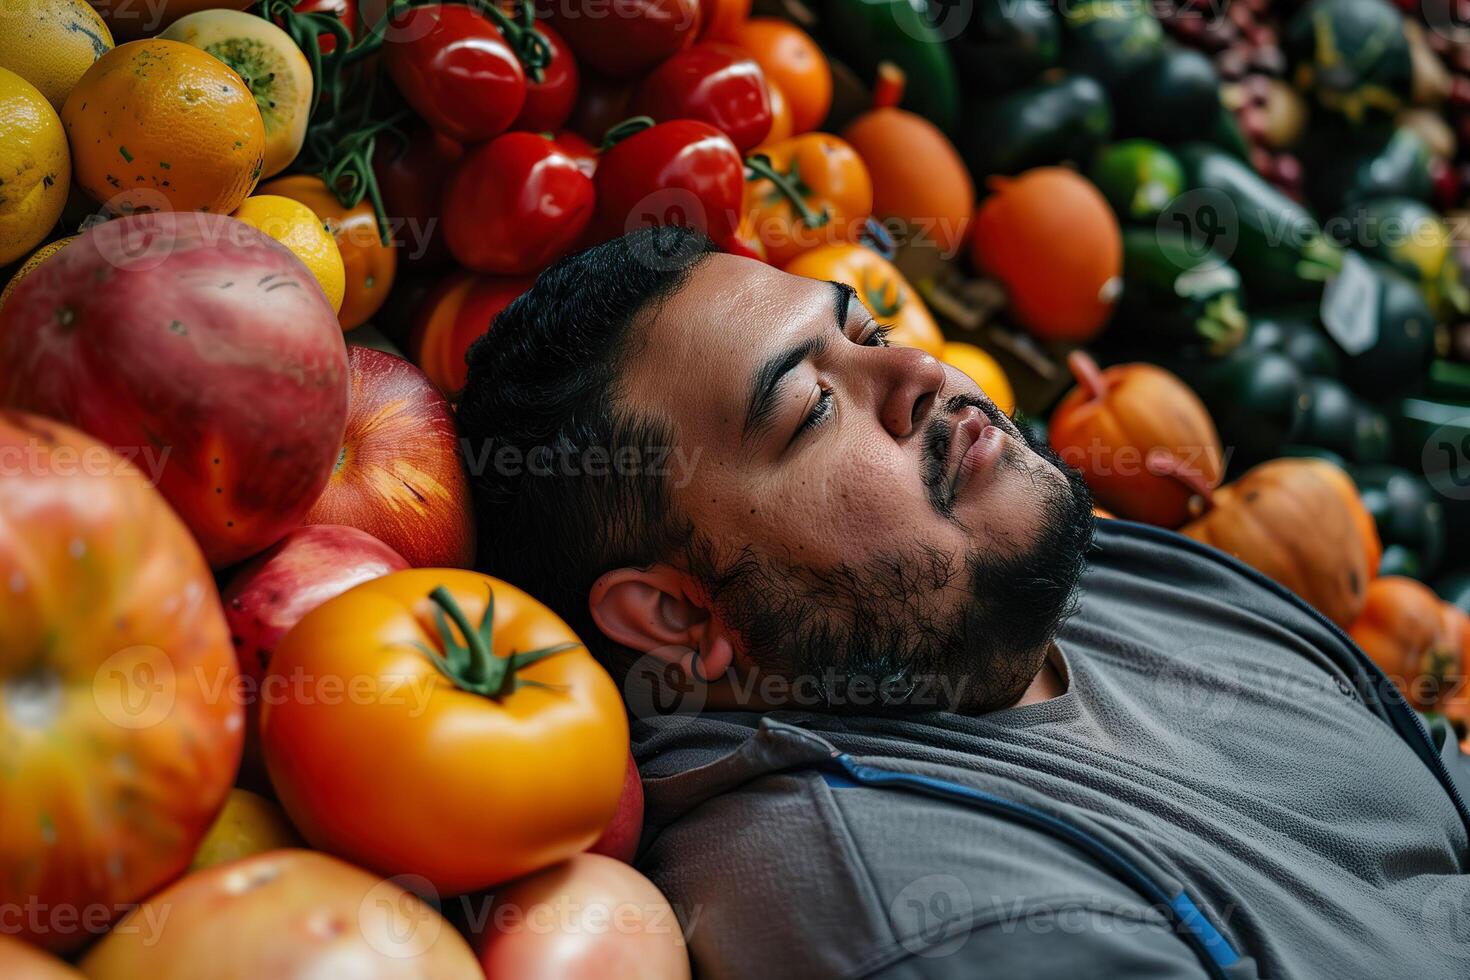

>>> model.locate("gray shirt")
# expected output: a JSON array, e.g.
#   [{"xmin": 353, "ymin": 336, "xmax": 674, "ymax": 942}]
[{"xmin": 631, "ymin": 521, "xmax": 1470, "ymax": 979}]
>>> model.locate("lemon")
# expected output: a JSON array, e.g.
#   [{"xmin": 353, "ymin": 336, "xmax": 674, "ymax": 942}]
[
  {"xmin": 941, "ymin": 341, "xmax": 1015, "ymax": 417},
  {"xmin": 161, "ymin": 10, "xmax": 313, "ymax": 178},
  {"xmin": 0, "ymin": 0, "xmax": 113, "ymax": 113},
  {"xmin": 0, "ymin": 233, "xmax": 73, "ymax": 311},
  {"xmin": 0, "ymin": 67, "xmax": 69, "ymax": 266},
  {"xmin": 233, "ymin": 194, "xmax": 346, "ymax": 313}
]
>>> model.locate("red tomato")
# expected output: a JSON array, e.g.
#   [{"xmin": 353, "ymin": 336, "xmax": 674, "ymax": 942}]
[
  {"xmin": 632, "ymin": 42, "xmax": 772, "ymax": 152},
  {"xmin": 410, "ymin": 270, "xmax": 532, "ymax": 397},
  {"xmin": 514, "ymin": 20, "xmax": 580, "ymax": 132},
  {"xmin": 373, "ymin": 123, "xmax": 464, "ymax": 268},
  {"xmin": 474, "ymin": 855, "xmax": 691, "ymax": 979},
  {"xmin": 544, "ymin": 0, "xmax": 699, "ymax": 78},
  {"xmin": 384, "ymin": 4, "xmax": 527, "ymax": 143},
  {"xmin": 443, "ymin": 132, "xmax": 595, "ymax": 276},
  {"xmin": 567, "ymin": 70, "xmax": 635, "ymax": 143},
  {"xmin": 0, "ymin": 412, "xmax": 242, "ymax": 953},
  {"xmin": 261, "ymin": 570, "xmax": 630, "ymax": 894},
  {"xmin": 555, "ymin": 129, "xmax": 599, "ymax": 177},
  {"xmin": 592, "ymin": 119, "xmax": 745, "ymax": 244},
  {"xmin": 291, "ymin": 0, "xmax": 356, "ymax": 54}
]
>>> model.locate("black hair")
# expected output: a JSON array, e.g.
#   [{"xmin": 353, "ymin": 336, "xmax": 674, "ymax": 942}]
[{"xmin": 456, "ymin": 227, "xmax": 719, "ymax": 670}]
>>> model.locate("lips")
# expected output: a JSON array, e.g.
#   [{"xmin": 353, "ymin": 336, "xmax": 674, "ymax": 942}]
[{"xmin": 943, "ymin": 407, "xmax": 986, "ymax": 495}]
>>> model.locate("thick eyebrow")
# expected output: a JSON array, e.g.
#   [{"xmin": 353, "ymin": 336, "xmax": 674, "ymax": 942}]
[{"xmin": 741, "ymin": 281, "xmax": 852, "ymax": 443}]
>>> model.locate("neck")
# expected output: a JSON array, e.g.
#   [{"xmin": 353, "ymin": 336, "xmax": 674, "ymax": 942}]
[{"xmin": 1012, "ymin": 643, "xmax": 1065, "ymax": 708}]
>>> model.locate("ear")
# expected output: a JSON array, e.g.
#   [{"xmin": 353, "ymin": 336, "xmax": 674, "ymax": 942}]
[{"xmin": 589, "ymin": 564, "xmax": 735, "ymax": 682}]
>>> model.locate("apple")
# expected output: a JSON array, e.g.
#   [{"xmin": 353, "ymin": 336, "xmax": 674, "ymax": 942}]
[
  {"xmin": 222, "ymin": 523, "xmax": 408, "ymax": 770},
  {"xmin": 588, "ymin": 751, "xmax": 644, "ymax": 863},
  {"xmin": 303, "ymin": 347, "xmax": 476, "ymax": 567},
  {"xmin": 0, "ymin": 212, "xmax": 347, "ymax": 567}
]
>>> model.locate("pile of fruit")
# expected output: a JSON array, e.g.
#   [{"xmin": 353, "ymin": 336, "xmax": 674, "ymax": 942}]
[{"xmin": 2, "ymin": 0, "xmax": 1470, "ymax": 971}]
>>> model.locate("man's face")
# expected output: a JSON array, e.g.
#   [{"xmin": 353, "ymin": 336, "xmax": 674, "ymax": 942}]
[{"xmin": 616, "ymin": 254, "xmax": 1090, "ymax": 712}]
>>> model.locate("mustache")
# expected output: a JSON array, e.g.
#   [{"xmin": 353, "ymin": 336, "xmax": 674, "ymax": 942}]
[{"xmin": 922, "ymin": 394, "xmax": 1012, "ymax": 516}]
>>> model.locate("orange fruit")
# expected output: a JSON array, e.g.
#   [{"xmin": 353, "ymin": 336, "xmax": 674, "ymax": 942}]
[
  {"xmin": 61, "ymin": 38, "xmax": 265, "ymax": 215},
  {"xmin": 941, "ymin": 341, "xmax": 1014, "ymax": 416}
]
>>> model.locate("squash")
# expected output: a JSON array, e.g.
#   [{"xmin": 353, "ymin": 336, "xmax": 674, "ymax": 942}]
[
  {"xmin": 1285, "ymin": 0, "xmax": 1412, "ymax": 131},
  {"xmin": 1179, "ymin": 457, "xmax": 1381, "ymax": 627},
  {"xmin": 1348, "ymin": 575, "xmax": 1463, "ymax": 711},
  {"xmin": 1049, "ymin": 351, "xmax": 1222, "ymax": 528},
  {"xmin": 1171, "ymin": 346, "xmax": 1308, "ymax": 466},
  {"xmin": 970, "ymin": 167, "xmax": 1122, "ymax": 343},
  {"xmin": 951, "ymin": 0, "xmax": 1060, "ymax": 97},
  {"xmin": 1113, "ymin": 47, "xmax": 1222, "ymax": 145},
  {"xmin": 1350, "ymin": 463, "xmax": 1446, "ymax": 580},
  {"xmin": 841, "ymin": 67, "xmax": 974, "ymax": 256}
]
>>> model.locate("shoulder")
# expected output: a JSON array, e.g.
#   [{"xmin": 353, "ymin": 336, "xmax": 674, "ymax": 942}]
[{"xmin": 636, "ymin": 761, "xmax": 1212, "ymax": 979}]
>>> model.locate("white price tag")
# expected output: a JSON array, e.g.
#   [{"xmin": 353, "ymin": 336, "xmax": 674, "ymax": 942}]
[{"xmin": 1319, "ymin": 250, "xmax": 1379, "ymax": 356}]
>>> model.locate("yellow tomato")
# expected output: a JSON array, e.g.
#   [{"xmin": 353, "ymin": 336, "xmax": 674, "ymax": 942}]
[
  {"xmin": 783, "ymin": 243, "xmax": 943, "ymax": 356},
  {"xmin": 190, "ymin": 788, "xmax": 301, "ymax": 871},
  {"xmin": 941, "ymin": 341, "xmax": 1015, "ymax": 416},
  {"xmin": 232, "ymin": 195, "xmax": 346, "ymax": 312},
  {"xmin": 0, "ymin": 0, "xmax": 113, "ymax": 113},
  {"xmin": 0, "ymin": 67, "xmax": 69, "ymax": 265}
]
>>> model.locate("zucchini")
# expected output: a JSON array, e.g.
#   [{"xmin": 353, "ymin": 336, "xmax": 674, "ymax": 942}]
[
  {"xmin": 1302, "ymin": 126, "xmax": 1433, "ymax": 216},
  {"xmin": 951, "ymin": 0, "xmax": 1061, "ymax": 97},
  {"xmin": 1427, "ymin": 358, "xmax": 1470, "ymax": 403},
  {"xmin": 961, "ymin": 75, "xmax": 1113, "ymax": 178},
  {"xmin": 1295, "ymin": 375, "xmax": 1392, "ymax": 463},
  {"xmin": 1284, "ymin": 0, "xmax": 1412, "ymax": 132},
  {"xmin": 1328, "ymin": 196, "xmax": 1469, "ymax": 318},
  {"xmin": 1116, "ymin": 227, "xmax": 1248, "ymax": 355},
  {"xmin": 1176, "ymin": 143, "xmax": 1344, "ymax": 302},
  {"xmin": 1349, "ymin": 462, "xmax": 1446, "ymax": 579},
  {"xmin": 1113, "ymin": 47, "xmax": 1222, "ymax": 144},
  {"xmin": 1247, "ymin": 307, "xmax": 1342, "ymax": 377},
  {"xmin": 1060, "ymin": 0, "xmax": 1165, "ymax": 90},
  {"xmin": 1391, "ymin": 395, "xmax": 1470, "ymax": 551},
  {"xmin": 1089, "ymin": 140, "xmax": 1185, "ymax": 223}
]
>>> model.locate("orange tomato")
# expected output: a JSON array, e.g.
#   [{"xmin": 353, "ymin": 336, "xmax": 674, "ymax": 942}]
[
  {"xmin": 62, "ymin": 39, "xmax": 264, "ymax": 215},
  {"xmin": 261, "ymin": 569, "xmax": 629, "ymax": 895},
  {"xmin": 0, "ymin": 412, "xmax": 241, "ymax": 953},
  {"xmin": 784, "ymin": 243, "xmax": 942, "ymax": 356},
  {"xmin": 730, "ymin": 18, "xmax": 830, "ymax": 134},
  {"xmin": 260, "ymin": 174, "xmax": 396, "ymax": 330},
  {"xmin": 81, "ymin": 850, "xmax": 482, "ymax": 978},
  {"xmin": 745, "ymin": 133, "xmax": 871, "ymax": 267},
  {"xmin": 760, "ymin": 77, "xmax": 794, "ymax": 147},
  {"xmin": 971, "ymin": 168, "xmax": 1121, "ymax": 343},
  {"xmin": 409, "ymin": 269, "xmax": 531, "ymax": 397}
]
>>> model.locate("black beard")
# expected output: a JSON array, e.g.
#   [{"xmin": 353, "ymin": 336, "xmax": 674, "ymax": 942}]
[{"xmin": 687, "ymin": 409, "xmax": 1095, "ymax": 716}]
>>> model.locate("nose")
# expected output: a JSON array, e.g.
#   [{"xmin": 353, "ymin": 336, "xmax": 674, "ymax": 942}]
[{"xmin": 872, "ymin": 345, "xmax": 945, "ymax": 440}]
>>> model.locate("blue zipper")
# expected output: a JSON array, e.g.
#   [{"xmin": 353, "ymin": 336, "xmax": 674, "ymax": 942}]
[
  {"xmin": 821, "ymin": 754, "xmax": 1240, "ymax": 978},
  {"xmin": 1108, "ymin": 521, "xmax": 1470, "ymax": 836}
]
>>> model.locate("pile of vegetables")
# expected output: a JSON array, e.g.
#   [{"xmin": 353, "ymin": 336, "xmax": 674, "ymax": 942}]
[{"xmin": 2, "ymin": 0, "xmax": 1470, "ymax": 970}]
